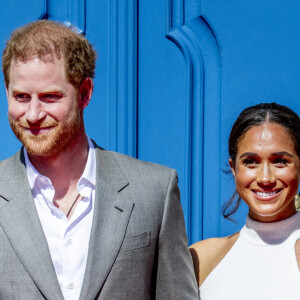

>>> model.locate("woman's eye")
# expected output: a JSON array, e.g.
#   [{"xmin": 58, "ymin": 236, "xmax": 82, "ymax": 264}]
[
  {"xmin": 243, "ymin": 158, "xmax": 259, "ymax": 167},
  {"xmin": 273, "ymin": 158, "xmax": 288, "ymax": 166}
]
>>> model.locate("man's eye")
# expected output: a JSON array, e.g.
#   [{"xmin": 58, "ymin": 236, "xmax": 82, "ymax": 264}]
[
  {"xmin": 14, "ymin": 94, "xmax": 30, "ymax": 102},
  {"xmin": 42, "ymin": 94, "xmax": 61, "ymax": 100}
]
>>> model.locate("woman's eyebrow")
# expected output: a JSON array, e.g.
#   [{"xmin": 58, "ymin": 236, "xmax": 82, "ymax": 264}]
[
  {"xmin": 270, "ymin": 151, "xmax": 293, "ymax": 157},
  {"xmin": 239, "ymin": 152, "xmax": 258, "ymax": 159}
]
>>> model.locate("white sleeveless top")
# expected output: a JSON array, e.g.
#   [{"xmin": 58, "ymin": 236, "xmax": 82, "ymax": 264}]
[{"xmin": 199, "ymin": 212, "xmax": 300, "ymax": 300}]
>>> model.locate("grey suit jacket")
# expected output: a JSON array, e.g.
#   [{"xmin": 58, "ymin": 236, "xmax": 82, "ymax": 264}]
[{"xmin": 0, "ymin": 143, "xmax": 198, "ymax": 299}]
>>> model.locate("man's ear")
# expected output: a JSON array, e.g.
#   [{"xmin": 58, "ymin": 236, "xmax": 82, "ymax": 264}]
[
  {"xmin": 229, "ymin": 158, "xmax": 236, "ymax": 178},
  {"xmin": 78, "ymin": 77, "xmax": 93, "ymax": 110}
]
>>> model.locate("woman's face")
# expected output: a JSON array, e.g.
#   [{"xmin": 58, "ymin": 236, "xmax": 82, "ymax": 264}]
[{"xmin": 230, "ymin": 123, "xmax": 300, "ymax": 222}]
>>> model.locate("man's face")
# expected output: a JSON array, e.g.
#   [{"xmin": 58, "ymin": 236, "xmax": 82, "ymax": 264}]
[{"xmin": 7, "ymin": 56, "xmax": 82, "ymax": 158}]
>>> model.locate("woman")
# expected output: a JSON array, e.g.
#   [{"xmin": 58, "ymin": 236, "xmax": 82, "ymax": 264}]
[{"xmin": 190, "ymin": 102, "xmax": 300, "ymax": 299}]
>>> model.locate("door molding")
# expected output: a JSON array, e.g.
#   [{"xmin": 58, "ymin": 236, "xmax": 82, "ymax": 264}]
[{"xmin": 166, "ymin": 0, "xmax": 222, "ymax": 243}]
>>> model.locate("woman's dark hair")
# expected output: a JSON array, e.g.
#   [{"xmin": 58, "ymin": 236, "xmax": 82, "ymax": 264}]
[{"xmin": 223, "ymin": 102, "xmax": 300, "ymax": 220}]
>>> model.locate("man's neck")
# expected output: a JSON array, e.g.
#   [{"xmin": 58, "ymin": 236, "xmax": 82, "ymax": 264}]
[{"xmin": 27, "ymin": 132, "xmax": 89, "ymax": 197}]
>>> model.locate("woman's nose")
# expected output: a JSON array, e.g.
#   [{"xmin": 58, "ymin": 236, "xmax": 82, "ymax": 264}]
[{"xmin": 257, "ymin": 162, "xmax": 275, "ymax": 184}]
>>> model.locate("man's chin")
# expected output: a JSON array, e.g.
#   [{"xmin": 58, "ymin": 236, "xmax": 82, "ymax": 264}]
[
  {"xmin": 20, "ymin": 137, "xmax": 61, "ymax": 158},
  {"xmin": 24, "ymin": 144, "xmax": 60, "ymax": 158},
  {"xmin": 23, "ymin": 135, "xmax": 77, "ymax": 158}
]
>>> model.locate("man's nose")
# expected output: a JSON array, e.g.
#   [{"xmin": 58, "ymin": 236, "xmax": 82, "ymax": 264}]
[
  {"xmin": 25, "ymin": 97, "xmax": 46, "ymax": 123},
  {"xmin": 257, "ymin": 162, "xmax": 275, "ymax": 184}
]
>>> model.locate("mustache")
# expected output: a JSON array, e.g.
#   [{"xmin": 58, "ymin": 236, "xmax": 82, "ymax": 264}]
[{"xmin": 9, "ymin": 116, "xmax": 58, "ymax": 129}]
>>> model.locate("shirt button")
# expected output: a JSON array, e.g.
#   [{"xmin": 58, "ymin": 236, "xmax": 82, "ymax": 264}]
[
  {"xmin": 67, "ymin": 239, "xmax": 73, "ymax": 246},
  {"xmin": 69, "ymin": 283, "xmax": 74, "ymax": 289}
]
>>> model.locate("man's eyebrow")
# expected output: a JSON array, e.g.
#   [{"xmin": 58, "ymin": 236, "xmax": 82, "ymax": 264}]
[
  {"xmin": 39, "ymin": 88, "xmax": 63, "ymax": 94},
  {"xmin": 11, "ymin": 88, "xmax": 24, "ymax": 93},
  {"xmin": 270, "ymin": 151, "xmax": 294, "ymax": 157},
  {"xmin": 239, "ymin": 152, "xmax": 258, "ymax": 159}
]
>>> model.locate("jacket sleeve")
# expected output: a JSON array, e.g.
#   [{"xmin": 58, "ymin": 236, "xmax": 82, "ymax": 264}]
[{"xmin": 155, "ymin": 169, "xmax": 199, "ymax": 299}]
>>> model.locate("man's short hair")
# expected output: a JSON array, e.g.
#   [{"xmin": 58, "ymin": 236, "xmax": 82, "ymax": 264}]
[{"xmin": 2, "ymin": 19, "xmax": 97, "ymax": 89}]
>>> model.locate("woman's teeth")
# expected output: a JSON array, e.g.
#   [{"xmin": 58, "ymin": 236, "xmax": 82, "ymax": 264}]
[{"xmin": 255, "ymin": 191, "xmax": 278, "ymax": 197}]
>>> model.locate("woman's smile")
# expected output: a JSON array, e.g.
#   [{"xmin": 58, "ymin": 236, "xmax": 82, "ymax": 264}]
[{"xmin": 251, "ymin": 188, "xmax": 283, "ymax": 201}]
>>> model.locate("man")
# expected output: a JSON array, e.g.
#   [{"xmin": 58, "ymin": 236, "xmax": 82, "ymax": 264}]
[{"xmin": 0, "ymin": 20, "xmax": 198, "ymax": 299}]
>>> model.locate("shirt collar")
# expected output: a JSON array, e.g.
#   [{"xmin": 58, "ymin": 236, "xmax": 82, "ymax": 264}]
[
  {"xmin": 77, "ymin": 137, "xmax": 96, "ymax": 197},
  {"xmin": 24, "ymin": 136, "xmax": 96, "ymax": 195},
  {"xmin": 24, "ymin": 149, "xmax": 44, "ymax": 190}
]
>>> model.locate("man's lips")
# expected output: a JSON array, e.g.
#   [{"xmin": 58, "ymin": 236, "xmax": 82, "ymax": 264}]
[
  {"xmin": 23, "ymin": 126, "xmax": 54, "ymax": 135},
  {"xmin": 251, "ymin": 189, "xmax": 283, "ymax": 201}
]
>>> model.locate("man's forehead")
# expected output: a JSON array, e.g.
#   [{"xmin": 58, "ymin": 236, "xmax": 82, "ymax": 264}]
[{"xmin": 8, "ymin": 55, "xmax": 68, "ymax": 88}]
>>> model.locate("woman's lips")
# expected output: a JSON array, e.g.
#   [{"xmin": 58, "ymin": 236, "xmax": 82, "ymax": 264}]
[{"xmin": 252, "ymin": 189, "xmax": 283, "ymax": 201}]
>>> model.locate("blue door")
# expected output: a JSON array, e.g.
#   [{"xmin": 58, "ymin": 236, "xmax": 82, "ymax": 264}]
[{"xmin": 1, "ymin": 0, "xmax": 300, "ymax": 245}]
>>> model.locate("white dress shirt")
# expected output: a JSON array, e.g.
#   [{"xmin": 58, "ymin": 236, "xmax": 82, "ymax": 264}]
[{"xmin": 24, "ymin": 137, "xmax": 96, "ymax": 300}]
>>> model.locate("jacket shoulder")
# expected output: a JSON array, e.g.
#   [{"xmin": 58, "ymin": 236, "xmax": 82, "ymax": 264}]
[
  {"xmin": 94, "ymin": 146, "xmax": 178, "ymax": 211},
  {"xmin": 112, "ymin": 151, "xmax": 172, "ymax": 174},
  {"xmin": 0, "ymin": 150, "xmax": 23, "ymax": 173},
  {"xmin": 96, "ymin": 146, "xmax": 175, "ymax": 181}
]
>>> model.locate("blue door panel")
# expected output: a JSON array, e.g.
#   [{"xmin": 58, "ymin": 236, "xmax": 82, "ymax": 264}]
[
  {"xmin": 86, "ymin": 1, "xmax": 138, "ymax": 157},
  {"xmin": 137, "ymin": 0, "xmax": 188, "ymax": 214}
]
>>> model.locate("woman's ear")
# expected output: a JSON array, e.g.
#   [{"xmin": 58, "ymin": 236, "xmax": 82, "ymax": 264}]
[
  {"xmin": 229, "ymin": 158, "xmax": 236, "ymax": 178},
  {"xmin": 78, "ymin": 77, "xmax": 93, "ymax": 110}
]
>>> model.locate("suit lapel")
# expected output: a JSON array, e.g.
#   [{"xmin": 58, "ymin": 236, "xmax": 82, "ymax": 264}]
[
  {"xmin": 80, "ymin": 146, "xmax": 134, "ymax": 300},
  {"xmin": 0, "ymin": 151, "xmax": 63, "ymax": 300}
]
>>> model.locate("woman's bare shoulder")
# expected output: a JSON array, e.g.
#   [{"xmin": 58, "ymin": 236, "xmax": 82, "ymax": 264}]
[
  {"xmin": 189, "ymin": 232, "xmax": 240, "ymax": 286},
  {"xmin": 190, "ymin": 232, "xmax": 239, "ymax": 253}
]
